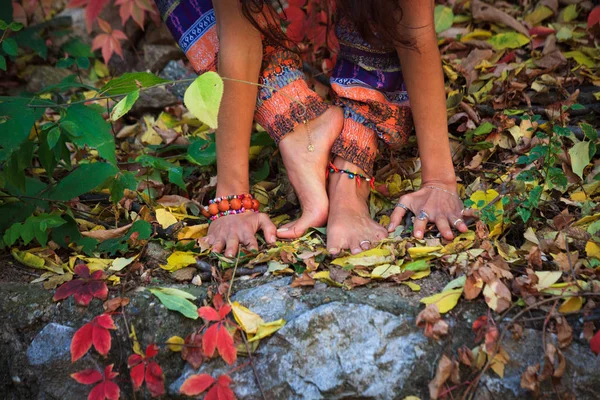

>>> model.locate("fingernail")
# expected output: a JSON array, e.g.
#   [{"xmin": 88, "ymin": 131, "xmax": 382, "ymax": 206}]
[
  {"xmin": 269, "ymin": 236, "xmax": 276, "ymax": 243},
  {"xmin": 226, "ymin": 253, "xmax": 234, "ymax": 258},
  {"xmin": 387, "ymin": 224, "xmax": 393, "ymax": 231},
  {"xmin": 277, "ymin": 228, "xmax": 289, "ymax": 232},
  {"xmin": 329, "ymin": 248, "xmax": 339, "ymax": 254},
  {"xmin": 352, "ymin": 248, "xmax": 361, "ymax": 254},
  {"xmin": 415, "ymin": 231, "xmax": 422, "ymax": 238}
]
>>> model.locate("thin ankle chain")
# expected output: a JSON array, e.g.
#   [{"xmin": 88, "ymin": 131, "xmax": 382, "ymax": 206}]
[{"xmin": 304, "ymin": 119, "xmax": 314, "ymax": 152}]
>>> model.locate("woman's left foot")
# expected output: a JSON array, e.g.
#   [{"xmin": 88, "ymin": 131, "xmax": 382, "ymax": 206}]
[
  {"xmin": 277, "ymin": 106, "xmax": 344, "ymax": 239},
  {"xmin": 326, "ymin": 158, "xmax": 388, "ymax": 254}
]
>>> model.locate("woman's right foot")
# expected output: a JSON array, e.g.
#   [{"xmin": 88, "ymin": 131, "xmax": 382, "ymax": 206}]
[{"xmin": 277, "ymin": 106, "xmax": 344, "ymax": 239}]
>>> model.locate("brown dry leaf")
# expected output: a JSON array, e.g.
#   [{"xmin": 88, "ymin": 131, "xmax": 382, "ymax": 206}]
[
  {"xmin": 181, "ymin": 331, "xmax": 204, "ymax": 369},
  {"xmin": 349, "ymin": 276, "xmax": 371, "ymax": 287},
  {"xmin": 417, "ymin": 304, "xmax": 441, "ymax": 325},
  {"xmin": 484, "ymin": 325, "xmax": 500, "ymax": 353},
  {"xmin": 483, "ymin": 279, "xmax": 512, "ymax": 313},
  {"xmin": 535, "ymin": 35, "xmax": 567, "ymax": 70},
  {"xmin": 290, "ymin": 272, "xmax": 316, "ymax": 288},
  {"xmin": 329, "ymin": 266, "xmax": 350, "ymax": 284},
  {"xmin": 103, "ymin": 297, "xmax": 130, "ymax": 312},
  {"xmin": 458, "ymin": 346, "xmax": 473, "ymax": 367},
  {"xmin": 464, "ymin": 275, "xmax": 484, "ymax": 300},
  {"xmin": 478, "ymin": 265, "xmax": 495, "ymax": 284},
  {"xmin": 552, "ymin": 251, "xmax": 578, "ymax": 272},
  {"xmin": 520, "ymin": 364, "xmax": 540, "ymax": 393},
  {"xmin": 553, "ymin": 348, "xmax": 566, "ymax": 378},
  {"xmin": 156, "ymin": 195, "xmax": 195, "ymax": 207},
  {"xmin": 553, "ymin": 209, "xmax": 575, "ymax": 231},
  {"xmin": 172, "ymin": 267, "xmax": 196, "ymax": 282},
  {"xmin": 428, "ymin": 355, "xmax": 453, "ymax": 400},
  {"xmin": 471, "ymin": 0, "xmax": 530, "ymax": 37},
  {"xmin": 511, "ymin": 323, "xmax": 524, "ymax": 340},
  {"xmin": 555, "ymin": 316, "xmax": 573, "ymax": 348},
  {"xmin": 81, "ymin": 223, "xmax": 133, "ymax": 241},
  {"xmin": 527, "ymin": 246, "xmax": 543, "ymax": 269},
  {"xmin": 488, "ymin": 257, "xmax": 514, "ymax": 280},
  {"xmin": 583, "ymin": 321, "xmax": 595, "ymax": 341},
  {"xmin": 281, "ymin": 250, "xmax": 297, "ymax": 264}
]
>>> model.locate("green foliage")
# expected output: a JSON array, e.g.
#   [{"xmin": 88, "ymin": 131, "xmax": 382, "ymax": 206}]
[
  {"xmin": 3, "ymin": 213, "xmax": 66, "ymax": 247},
  {"xmin": 183, "ymin": 72, "xmax": 224, "ymax": 129}
]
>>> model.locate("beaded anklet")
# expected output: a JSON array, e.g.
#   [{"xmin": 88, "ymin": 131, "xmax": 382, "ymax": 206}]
[
  {"xmin": 326, "ymin": 162, "xmax": 375, "ymax": 189},
  {"xmin": 201, "ymin": 194, "xmax": 260, "ymax": 222}
]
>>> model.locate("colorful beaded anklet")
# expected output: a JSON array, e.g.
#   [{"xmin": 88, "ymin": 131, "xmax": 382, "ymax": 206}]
[
  {"xmin": 326, "ymin": 162, "xmax": 375, "ymax": 189},
  {"xmin": 201, "ymin": 194, "xmax": 260, "ymax": 222}
]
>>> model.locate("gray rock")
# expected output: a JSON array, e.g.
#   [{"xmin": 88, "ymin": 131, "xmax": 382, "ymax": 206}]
[
  {"xmin": 26, "ymin": 323, "xmax": 74, "ymax": 365},
  {"xmin": 232, "ymin": 277, "xmax": 310, "ymax": 322},
  {"xmin": 143, "ymin": 44, "xmax": 182, "ymax": 72},
  {"xmin": 25, "ymin": 67, "xmax": 73, "ymax": 93},
  {"xmin": 130, "ymin": 86, "xmax": 180, "ymax": 115},
  {"xmin": 160, "ymin": 60, "xmax": 196, "ymax": 99}
]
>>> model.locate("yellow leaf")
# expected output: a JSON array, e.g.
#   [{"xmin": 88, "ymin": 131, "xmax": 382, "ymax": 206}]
[
  {"xmin": 420, "ymin": 288, "xmax": 463, "ymax": 314},
  {"xmin": 441, "ymin": 231, "xmax": 475, "ymax": 254},
  {"xmin": 156, "ymin": 208, "xmax": 178, "ymax": 229},
  {"xmin": 107, "ymin": 275, "xmax": 120, "ymax": 285},
  {"xmin": 247, "ymin": 319, "xmax": 286, "ymax": 343},
  {"xmin": 166, "ymin": 336, "xmax": 185, "ymax": 352},
  {"xmin": 585, "ymin": 241, "xmax": 600, "ymax": 260},
  {"xmin": 129, "ymin": 324, "xmax": 143, "ymax": 356},
  {"xmin": 460, "ymin": 29, "xmax": 492, "ymax": 42},
  {"xmin": 79, "ymin": 257, "xmax": 113, "ymax": 272},
  {"xmin": 109, "ymin": 256, "xmax": 137, "ymax": 271},
  {"xmin": 534, "ymin": 271, "xmax": 562, "ymax": 290},
  {"xmin": 570, "ymin": 191, "xmax": 588, "ymax": 202},
  {"xmin": 141, "ymin": 115, "xmax": 163, "ymax": 145},
  {"xmin": 177, "ymin": 224, "xmax": 209, "ymax": 240},
  {"xmin": 313, "ymin": 271, "xmax": 342, "ymax": 287},
  {"xmin": 160, "ymin": 251, "xmax": 197, "ymax": 272},
  {"xmin": 331, "ymin": 248, "xmax": 392, "ymax": 267},
  {"xmin": 402, "ymin": 282, "xmax": 421, "ymax": 292},
  {"xmin": 410, "ymin": 267, "xmax": 431, "ymax": 280},
  {"xmin": 231, "ymin": 302, "xmax": 264, "ymax": 335},
  {"xmin": 371, "ymin": 264, "xmax": 402, "ymax": 279},
  {"xmin": 407, "ymin": 246, "xmax": 443, "ymax": 259},
  {"xmin": 558, "ymin": 296, "xmax": 583, "ymax": 314},
  {"xmin": 11, "ymin": 248, "xmax": 45, "ymax": 269}
]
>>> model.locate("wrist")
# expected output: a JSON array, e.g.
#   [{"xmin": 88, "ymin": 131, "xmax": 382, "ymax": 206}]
[{"xmin": 216, "ymin": 181, "xmax": 250, "ymax": 198}]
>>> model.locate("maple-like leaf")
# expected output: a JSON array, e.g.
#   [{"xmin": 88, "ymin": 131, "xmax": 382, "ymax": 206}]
[
  {"xmin": 53, "ymin": 264, "xmax": 108, "ymax": 306},
  {"xmin": 71, "ymin": 314, "xmax": 116, "ymax": 362},
  {"xmin": 202, "ymin": 323, "xmax": 218, "ymax": 357},
  {"xmin": 216, "ymin": 326, "xmax": 236, "ymax": 365},
  {"xmin": 71, "ymin": 364, "xmax": 120, "ymax": 400},
  {"xmin": 180, "ymin": 373, "xmax": 215, "ymax": 396},
  {"xmin": 182, "ymin": 331, "xmax": 204, "ymax": 369},
  {"xmin": 67, "ymin": 0, "xmax": 111, "ymax": 33},
  {"xmin": 127, "ymin": 344, "xmax": 165, "ymax": 397},
  {"xmin": 92, "ymin": 18, "xmax": 128, "ymax": 64},
  {"xmin": 115, "ymin": 0, "xmax": 159, "ymax": 29},
  {"xmin": 198, "ymin": 306, "xmax": 221, "ymax": 321},
  {"xmin": 590, "ymin": 330, "xmax": 600, "ymax": 355}
]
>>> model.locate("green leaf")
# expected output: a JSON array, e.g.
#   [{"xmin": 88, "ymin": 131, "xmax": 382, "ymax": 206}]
[
  {"xmin": 2, "ymin": 37, "xmax": 18, "ymax": 56},
  {"xmin": 0, "ymin": 98, "xmax": 44, "ymax": 156},
  {"xmin": 156, "ymin": 287, "xmax": 197, "ymax": 300},
  {"xmin": 187, "ymin": 139, "xmax": 216, "ymax": 166},
  {"xmin": 8, "ymin": 22, "xmax": 23, "ymax": 32},
  {"xmin": 569, "ymin": 141, "xmax": 590, "ymax": 180},
  {"xmin": 100, "ymin": 72, "xmax": 170, "ymax": 96},
  {"xmin": 136, "ymin": 154, "xmax": 187, "ymax": 190},
  {"xmin": 252, "ymin": 159, "xmax": 270, "ymax": 182},
  {"xmin": 524, "ymin": 6, "xmax": 553, "ymax": 26},
  {"xmin": 434, "ymin": 5, "xmax": 454, "ymax": 33},
  {"xmin": 75, "ymin": 56, "xmax": 90, "ymax": 69},
  {"xmin": 488, "ymin": 32, "xmax": 530, "ymax": 50},
  {"xmin": 47, "ymin": 162, "xmax": 118, "ymax": 201},
  {"xmin": 62, "ymin": 104, "xmax": 116, "ymax": 164},
  {"xmin": 0, "ymin": 20, "xmax": 8, "ymax": 30},
  {"xmin": 110, "ymin": 90, "xmax": 139, "ymax": 121},
  {"xmin": 580, "ymin": 123, "xmax": 598, "ymax": 141},
  {"xmin": 184, "ymin": 71, "xmax": 224, "ymax": 129},
  {"xmin": 105, "ymin": 171, "xmax": 137, "ymax": 203},
  {"xmin": 563, "ymin": 51, "xmax": 595, "ymax": 68},
  {"xmin": 0, "ymin": 54, "xmax": 6, "ymax": 71},
  {"xmin": 56, "ymin": 57, "xmax": 75, "ymax": 68},
  {"xmin": 47, "ymin": 126, "xmax": 61, "ymax": 149},
  {"xmin": 62, "ymin": 38, "xmax": 94, "ymax": 58},
  {"xmin": 149, "ymin": 288, "xmax": 198, "ymax": 319},
  {"xmin": 561, "ymin": 4, "xmax": 578, "ymax": 22},
  {"xmin": 38, "ymin": 128, "xmax": 57, "ymax": 177},
  {"xmin": 473, "ymin": 121, "xmax": 495, "ymax": 136}
]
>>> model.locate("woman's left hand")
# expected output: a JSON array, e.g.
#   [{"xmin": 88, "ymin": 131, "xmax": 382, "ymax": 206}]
[{"xmin": 387, "ymin": 184, "xmax": 478, "ymax": 240}]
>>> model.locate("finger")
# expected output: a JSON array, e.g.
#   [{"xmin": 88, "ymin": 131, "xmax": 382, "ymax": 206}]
[
  {"xmin": 224, "ymin": 237, "xmax": 239, "ymax": 258},
  {"xmin": 388, "ymin": 203, "xmax": 409, "ymax": 232},
  {"xmin": 258, "ymin": 214, "xmax": 277, "ymax": 245},
  {"xmin": 243, "ymin": 235, "xmax": 259, "ymax": 252},
  {"xmin": 360, "ymin": 239, "xmax": 372, "ymax": 251},
  {"xmin": 212, "ymin": 238, "xmax": 226, "ymax": 254},
  {"xmin": 450, "ymin": 216, "xmax": 469, "ymax": 233},
  {"xmin": 461, "ymin": 208, "xmax": 479, "ymax": 218},
  {"xmin": 436, "ymin": 217, "xmax": 454, "ymax": 240},
  {"xmin": 413, "ymin": 213, "xmax": 429, "ymax": 239}
]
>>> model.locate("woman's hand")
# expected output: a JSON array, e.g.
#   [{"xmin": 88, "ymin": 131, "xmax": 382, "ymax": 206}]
[
  {"xmin": 201, "ymin": 212, "xmax": 277, "ymax": 257},
  {"xmin": 387, "ymin": 184, "xmax": 478, "ymax": 240}
]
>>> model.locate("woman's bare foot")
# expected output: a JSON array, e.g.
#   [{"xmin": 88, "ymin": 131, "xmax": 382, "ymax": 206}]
[
  {"xmin": 326, "ymin": 157, "xmax": 388, "ymax": 255},
  {"xmin": 277, "ymin": 106, "xmax": 344, "ymax": 239}
]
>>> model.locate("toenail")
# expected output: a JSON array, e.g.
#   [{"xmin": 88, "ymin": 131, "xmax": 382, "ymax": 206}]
[
  {"xmin": 329, "ymin": 248, "xmax": 339, "ymax": 254},
  {"xmin": 352, "ymin": 248, "xmax": 361, "ymax": 254},
  {"xmin": 269, "ymin": 236, "xmax": 276, "ymax": 243},
  {"xmin": 415, "ymin": 231, "xmax": 422, "ymax": 237}
]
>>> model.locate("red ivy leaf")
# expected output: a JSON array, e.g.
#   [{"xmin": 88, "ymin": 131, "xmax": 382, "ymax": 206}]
[
  {"xmin": 95, "ymin": 314, "xmax": 117, "ymax": 330},
  {"xmin": 115, "ymin": 0, "xmax": 158, "ymax": 29},
  {"xmin": 198, "ymin": 306, "xmax": 221, "ymax": 322},
  {"xmin": 182, "ymin": 331, "xmax": 204, "ymax": 369},
  {"xmin": 145, "ymin": 343, "xmax": 159, "ymax": 359},
  {"xmin": 92, "ymin": 322, "xmax": 112, "ymax": 356},
  {"xmin": 67, "ymin": 0, "xmax": 111, "ymax": 33},
  {"xmin": 89, "ymin": 381, "xmax": 120, "ymax": 400},
  {"xmin": 591, "ymin": 330, "xmax": 600, "ymax": 355},
  {"xmin": 219, "ymin": 304, "xmax": 232, "ymax": 320},
  {"xmin": 130, "ymin": 363, "xmax": 145, "ymax": 390},
  {"xmin": 180, "ymin": 374, "xmax": 215, "ymax": 396},
  {"xmin": 71, "ymin": 369, "xmax": 103, "ymax": 385},
  {"xmin": 145, "ymin": 361, "xmax": 165, "ymax": 397},
  {"xmin": 71, "ymin": 322, "xmax": 94, "ymax": 362},
  {"xmin": 203, "ymin": 323, "xmax": 218, "ymax": 357},
  {"xmin": 128, "ymin": 354, "xmax": 143, "ymax": 367},
  {"xmin": 53, "ymin": 264, "xmax": 108, "ymax": 306},
  {"xmin": 588, "ymin": 6, "xmax": 600, "ymax": 29},
  {"xmin": 216, "ymin": 326, "xmax": 236, "ymax": 365},
  {"xmin": 213, "ymin": 294, "xmax": 225, "ymax": 311}
]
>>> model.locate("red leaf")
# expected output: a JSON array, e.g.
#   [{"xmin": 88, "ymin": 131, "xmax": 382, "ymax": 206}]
[
  {"xmin": 74, "ymin": 264, "xmax": 91, "ymax": 278},
  {"xmin": 145, "ymin": 361, "xmax": 165, "ymax": 397},
  {"xmin": 128, "ymin": 354, "xmax": 143, "ymax": 367},
  {"xmin": 74, "ymin": 292, "xmax": 94, "ymax": 306},
  {"xmin": 95, "ymin": 314, "xmax": 116, "ymax": 330},
  {"xmin": 84, "ymin": 0, "xmax": 111, "ymax": 33},
  {"xmin": 216, "ymin": 384, "xmax": 235, "ymax": 400},
  {"xmin": 103, "ymin": 380, "xmax": 120, "ymax": 400},
  {"xmin": 591, "ymin": 330, "xmax": 600, "ymax": 355},
  {"xmin": 71, "ymin": 322, "xmax": 94, "ymax": 362},
  {"xmin": 130, "ymin": 363, "xmax": 145, "ymax": 390},
  {"xmin": 180, "ymin": 374, "xmax": 216, "ymax": 396},
  {"xmin": 104, "ymin": 364, "xmax": 119, "ymax": 380},
  {"xmin": 198, "ymin": 306, "xmax": 221, "ymax": 321},
  {"xmin": 216, "ymin": 326, "xmax": 236, "ymax": 365},
  {"xmin": 92, "ymin": 323, "xmax": 112, "ymax": 356},
  {"xmin": 203, "ymin": 323, "xmax": 218, "ymax": 357},
  {"xmin": 53, "ymin": 264, "xmax": 108, "ymax": 306},
  {"xmin": 217, "ymin": 375, "xmax": 232, "ymax": 387},
  {"xmin": 218, "ymin": 304, "xmax": 232, "ymax": 320},
  {"xmin": 71, "ymin": 369, "xmax": 103, "ymax": 385},
  {"xmin": 182, "ymin": 332, "xmax": 204, "ymax": 369},
  {"xmin": 145, "ymin": 343, "xmax": 159, "ymax": 359},
  {"xmin": 89, "ymin": 381, "xmax": 108, "ymax": 400},
  {"xmin": 53, "ymin": 280, "xmax": 85, "ymax": 301},
  {"xmin": 213, "ymin": 294, "xmax": 225, "ymax": 311},
  {"xmin": 588, "ymin": 6, "xmax": 600, "ymax": 29},
  {"xmin": 205, "ymin": 386, "xmax": 219, "ymax": 400}
]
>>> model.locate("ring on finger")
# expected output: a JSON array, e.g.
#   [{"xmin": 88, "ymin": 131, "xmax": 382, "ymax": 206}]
[
  {"xmin": 453, "ymin": 218, "xmax": 464, "ymax": 227},
  {"xmin": 396, "ymin": 203, "xmax": 409, "ymax": 210},
  {"xmin": 360, "ymin": 240, "xmax": 371, "ymax": 246},
  {"xmin": 417, "ymin": 210, "xmax": 430, "ymax": 221}
]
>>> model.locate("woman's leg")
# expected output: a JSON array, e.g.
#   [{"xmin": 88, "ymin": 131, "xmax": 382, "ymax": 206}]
[{"xmin": 325, "ymin": 18, "xmax": 414, "ymax": 254}]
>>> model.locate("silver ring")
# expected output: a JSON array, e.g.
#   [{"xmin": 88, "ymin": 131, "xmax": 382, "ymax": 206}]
[
  {"xmin": 360, "ymin": 240, "xmax": 371, "ymax": 246},
  {"xmin": 396, "ymin": 203, "xmax": 408, "ymax": 210},
  {"xmin": 417, "ymin": 210, "xmax": 429, "ymax": 221},
  {"xmin": 461, "ymin": 209, "xmax": 467, "ymax": 216},
  {"xmin": 453, "ymin": 218, "xmax": 463, "ymax": 227}
]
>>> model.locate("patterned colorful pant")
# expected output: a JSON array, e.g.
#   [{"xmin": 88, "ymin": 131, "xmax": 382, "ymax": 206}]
[{"xmin": 155, "ymin": 0, "xmax": 413, "ymax": 174}]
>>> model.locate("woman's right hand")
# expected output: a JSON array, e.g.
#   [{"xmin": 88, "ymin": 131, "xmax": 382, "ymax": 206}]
[{"xmin": 200, "ymin": 212, "xmax": 277, "ymax": 257}]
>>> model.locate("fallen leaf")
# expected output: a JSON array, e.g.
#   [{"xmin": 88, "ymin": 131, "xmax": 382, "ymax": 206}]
[
  {"xmin": 166, "ymin": 336, "xmax": 185, "ymax": 352},
  {"xmin": 420, "ymin": 288, "xmax": 463, "ymax": 314},
  {"xmin": 331, "ymin": 248, "xmax": 392, "ymax": 267},
  {"xmin": 483, "ymin": 279, "xmax": 512, "ymax": 313},
  {"xmin": 534, "ymin": 271, "xmax": 562, "ymax": 290},
  {"xmin": 160, "ymin": 251, "xmax": 197, "ymax": 272}
]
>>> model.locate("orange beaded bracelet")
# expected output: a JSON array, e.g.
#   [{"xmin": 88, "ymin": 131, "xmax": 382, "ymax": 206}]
[{"xmin": 201, "ymin": 194, "xmax": 260, "ymax": 222}]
